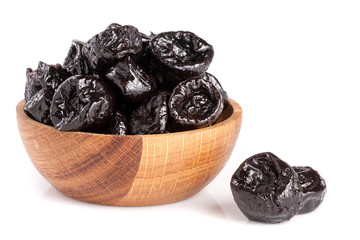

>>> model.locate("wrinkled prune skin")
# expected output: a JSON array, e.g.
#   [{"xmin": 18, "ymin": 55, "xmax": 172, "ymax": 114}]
[
  {"xmin": 23, "ymin": 24, "xmax": 226, "ymax": 135},
  {"xmin": 203, "ymin": 72, "xmax": 228, "ymax": 101},
  {"xmin": 82, "ymin": 24, "xmax": 143, "ymax": 73},
  {"xmin": 25, "ymin": 61, "xmax": 70, "ymax": 101},
  {"xmin": 106, "ymin": 23, "xmax": 122, "ymax": 30},
  {"xmin": 24, "ymin": 88, "xmax": 53, "ymax": 125},
  {"xmin": 105, "ymin": 56, "xmax": 157, "ymax": 103},
  {"xmin": 130, "ymin": 91, "xmax": 169, "ymax": 135},
  {"xmin": 25, "ymin": 68, "xmax": 43, "ymax": 102},
  {"xmin": 63, "ymin": 40, "xmax": 92, "ymax": 75},
  {"xmin": 150, "ymin": 31, "xmax": 213, "ymax": 73},
  {"xmin": 150, "ymin": 31, "xmax": 214, "ymax": 87},
  {"xmin": 135, "ymin": 32, "xmax": 160, "ymax": 76},
  {"xmin": 169, "ymin": 77, "xmax": 223, "ymax": 128},
  {"xmin": 293, "ymin": 166, "xmax": 326, "ymax": 214},
  {"xmin": 231, "ymin": 152, "xmax": 302, "ymax": 223},
  {"xmin": 50, "ymin": 75, "xmax": 114, "ymax": 131},
  {"xmin": 106, "ymin": 110, "xmax": 128, "ymax": 135}
]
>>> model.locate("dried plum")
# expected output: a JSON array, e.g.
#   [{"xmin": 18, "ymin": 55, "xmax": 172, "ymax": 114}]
[
  {"xmin": 82, "ymin": 24, "xmax": 143, "ymax": 73},
  {"xmin": 25, "ymin": 61, "xmax": 70, "ymax": 101},
  {"xmin": 293, "ymin": 166, "xmax": 326, "ymax": 214},
  {"xmin": 130, "ymin": 91, "xmax": 169, "ymax": 135},
  {"xmin": 63, "ymin": 40, "xmax": 92, "ymax": 75},
  {"xmin": 24, "ymin": 24, "xmax": 226, "ymax": 135},
  {"xmin": 150, "ymin": 31, "xmax": 214, "ymax": 86},
  {"xmin": 169, "ymin": 77, "xmax": 223, "ymax": 128},
  {"xmin": 24, "ymin": 88, "xmax": 52, "ymax": 125},
  {"xmin": 105, "ymin": 56, "xmax": 156, "ymax": 103},
  {"xmin": 150, "ymin": 31, "xmax": 214, "ymax": 74},
  {"xmin": 50, "ymin": 75, "xmax": 114, "ymax": 131},
  {"xmin": 203, "ymin": 72, "xmax": 228, "ymax": 101},
  {"xmin": 231, "ymin": 152, "xmax": 302, "ymax": 223},
  {"xmin": 106, "ymin": 110, "xmax": 128, "ymax": 135},
  {"xmin": 135, "ymin": 32, "xmax": 160, "ymax": 76},
  {"xmin": 106, "ymin": 23, "xmax": 122, "ymax": 30},
  {"xmin": 25, "ymin": 68, "xmax": 43, "ymax": 102}
]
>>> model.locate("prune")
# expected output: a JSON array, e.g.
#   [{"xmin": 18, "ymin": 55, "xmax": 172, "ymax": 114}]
[
  {"xmin": 50, "ymin": 75, "xmax": 114, "ymax": 131},
  {"xmin": 169, "ymin": 77, "xmax": 224, "ymax": 128},
  {"xmin": 63, "ymin": 40, "xmax": 92, "ymax": 75},
  {"xmin": 25, "ymin": 68, "xmax": 43, "ymax": 102},
  {"xmin": 24, "ymin": 88, "xmax": 52, "ymax": 125},
  {"xmin": 106, "ymin": 110, "xmax": 128, "ymax": 135},
  {"xmin": 150, "ymin": 31, "xmax": 214, "ymax": 74},
  {"xmin": 82, "ymin": 24, "xmax": 143, "ymax": 73},
  {"xmin": 231, "ymin": 152, "xmax": 302, "ymax": 223},
  {"xmin": 150, "ymin": 31, "xmax": 214, "ymax": 86},
  {"xmin": 293, "ymin": 166, "xmax": 326, "ymax": 214},
  {"xmin": 130, "ymin": 91, "xmax": 169, "ymax": 135},
  {"xmin": 24, "ymin": 24, "xmax": 226, "ymax": 135},
  {"xmin": 105, "ymin": 56, "xmax": 157, "ymax": 103},
  {"xmin": 106, "ymin": 23, "xmax": 122, "ymax": 30},
  {"xmin": 203, "ymin": 72, "xmax": 228, "ymax": 101},
  {"xmin": 135, "ymin": 32, "xmax": 160, "ymax": 76},
  {"xmin": 25, "ymin": 61, "xmax": 70, "ymax": 101}
]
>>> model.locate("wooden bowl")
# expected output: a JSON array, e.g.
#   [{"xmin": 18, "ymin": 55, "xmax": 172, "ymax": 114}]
[{"xmin": 16, "ymin": 99, "xmax": 242, "ymax": 206}]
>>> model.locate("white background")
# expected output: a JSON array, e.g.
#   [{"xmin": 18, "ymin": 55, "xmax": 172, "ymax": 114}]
[{"xmin": 1, "ymin": 0, "xmax": 359, "ymax": 239}]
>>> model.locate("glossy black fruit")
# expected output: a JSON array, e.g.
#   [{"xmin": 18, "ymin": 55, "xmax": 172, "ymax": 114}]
[
  {"xmin": 25, "ymin": 61, "xmax": 70, "ymax": 101},
  {"xmin": 169, "ymin": 77, "xmax": 223, "ymax": 128},
  {"xmin": 150, "ymin": 31, "xmax": 214, "ymax": 87},
  {"xmin": 130, "ymin": 91, "xmax": 169, "ymax": 135},
  {"xmin": 63, "ymin": 40, "xmax": 92, "ymax": 75},
  {"xmin": 82, "ymin": 24, "xmax": 142, "ymax": 73},
  {"xmin": 106, "ymin": 110, "xmax": 128, "ymax": 135},
  {"xmin": 24, "ymin": 88, "xmax": 53, "ymax": 125},
  {"xmin": 231, "ymin": 152, "xmax": 302, "ymax": 223},
  {"xmin": 105, "ymin": 56, "xmax": 156, "ymax": 103},
  {"xmin": 203, "ymin": 72, "xmax": 228, "ymax": 101},
  {"xmin": 24, "ymin": 23, "xmax": 227, "ymax": 135},
  {"xmin": 50, "ymin": 75, "xmax": 114, "ymax": 132},
  {"xmin": 293, "ymin": 166, "xmax": 326, "ymax": 214}
]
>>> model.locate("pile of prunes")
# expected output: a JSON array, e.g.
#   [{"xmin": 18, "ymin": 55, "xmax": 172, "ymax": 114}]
[
  {"xmin": 24, "ymin": 23, "xmax": 227, "ymax": 135},
  {"xmin": 231, "ymin": 152, "xmax": 327, "ymax": 223}
]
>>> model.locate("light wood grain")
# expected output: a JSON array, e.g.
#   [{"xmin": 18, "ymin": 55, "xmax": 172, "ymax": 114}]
[{"xmin": 16, "ymin": 99, "xmax": 242, "ymax": 206}]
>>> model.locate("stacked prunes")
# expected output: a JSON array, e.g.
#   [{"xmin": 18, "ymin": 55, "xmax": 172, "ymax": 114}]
[
  {"xmin": 230, "ymin": 152, "xmax": 327, "ymax": 223},
  {"xmin": 24, "ymin": 23, "xmax": 227, "ymax": 135}
]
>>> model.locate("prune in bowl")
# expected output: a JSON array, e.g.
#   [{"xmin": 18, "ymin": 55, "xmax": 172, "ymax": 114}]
[
  {"xmin": 16, "ymin": 98, "xmax": 242, "ymax": 206},
  {"xmin": 149, "ymin": 31, "xmax": 214, "ymax": 87},
  {"xmin": 50, "ymin": 75, "xmax": 115, "ymax": 132},
  {"xmin": 169, "ymin": 77, "xmax": 224, "ymax": 129}
]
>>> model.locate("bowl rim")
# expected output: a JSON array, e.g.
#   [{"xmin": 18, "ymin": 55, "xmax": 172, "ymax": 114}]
[{"xmin": 16, "ymin": 98, "xmax": 242, "ymax": 137}]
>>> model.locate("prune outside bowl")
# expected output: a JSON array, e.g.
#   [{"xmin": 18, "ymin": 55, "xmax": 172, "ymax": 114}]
[{"xmin": 16, "ymin": 99, "xmax": 242, "ymax": 206}]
